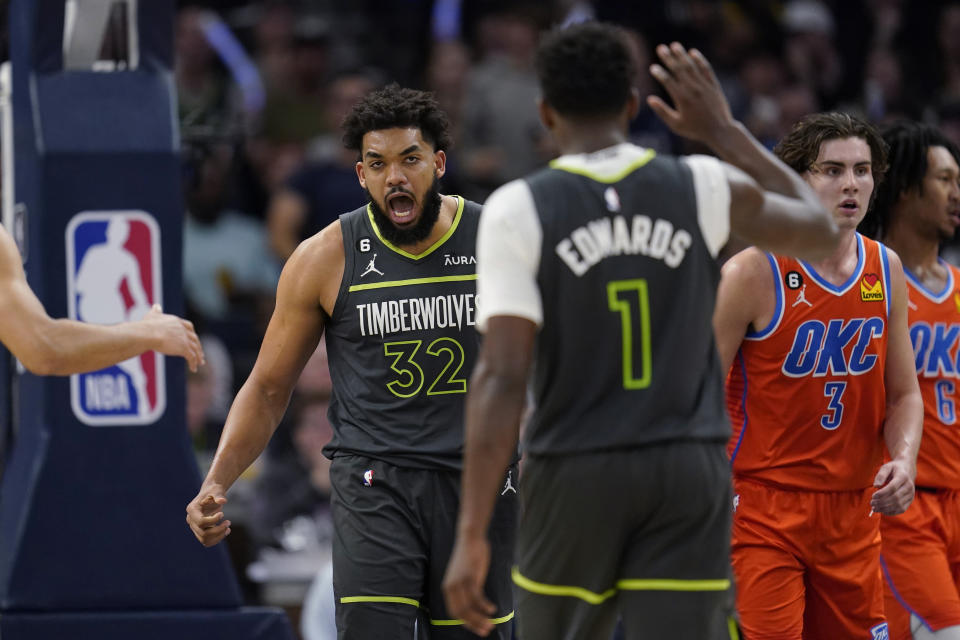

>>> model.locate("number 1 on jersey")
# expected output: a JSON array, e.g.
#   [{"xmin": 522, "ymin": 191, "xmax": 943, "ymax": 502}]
[{"xmin": 607, "ymin": 279, "xmax": 652, "ymax": 390}]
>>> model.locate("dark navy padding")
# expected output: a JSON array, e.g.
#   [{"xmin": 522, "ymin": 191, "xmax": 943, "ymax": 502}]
[{"xmin": 0, "ymin": 4, "xmax": 292, "ymax": 636}]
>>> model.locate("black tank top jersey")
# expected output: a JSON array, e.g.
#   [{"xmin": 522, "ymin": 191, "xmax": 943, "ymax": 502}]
[
  {"xmin": 524, "ymin": 152, "xmax": 729, "ymax": 457},
  {"xmin": 322, "ymin": 196, "xmax": 481, "ymax": 470}
]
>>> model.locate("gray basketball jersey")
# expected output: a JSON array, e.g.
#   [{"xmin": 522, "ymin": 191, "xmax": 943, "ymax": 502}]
[
  {"xmin": 322, "ymin": 197, "xmax": 482, "ymax": 470},
  {"xmin": 524, "ymin": 151, "xmax": 729, "ymax": 456}
]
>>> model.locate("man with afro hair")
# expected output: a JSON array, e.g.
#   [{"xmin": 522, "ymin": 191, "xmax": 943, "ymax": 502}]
[{"xmin": 187, "ymin": 84, "xmax": 517, "ymax": 638}]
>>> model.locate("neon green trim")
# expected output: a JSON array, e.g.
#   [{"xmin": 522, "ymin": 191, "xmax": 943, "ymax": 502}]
[
  {"xmin": 615, "ymin": 578, "xmax": 731, "ymax": 591},
  {"xmin": 383, "ymin": 340, "xmax": 424, "ymax": 398},
  {"xmin": 513, "ymin": 568, "xmax": 730, "ymax": 605},
  {"xmin": 348, "ymin": 273, "xmax": 476, "ymax": 292},
  {"xmin": 549, "ymin": 149, "xmax": 656, "ymax": 183},
  {"xmin": 339, "ymin": 595, "xmax": 421, "ymax": 607},
  {"xmin": 366, "ymin": 195, "xmax": 464, "ymax": 260},
  {"xmin": 425, "ymin": 337, "xmax": 467, "ymax": 395},
  {"xmin": 429, "ymin": 611, "xmax": 515, "ymax": 626},
  {"xmin": 728, "ymin": 616, "xmax": 741, "ymax": 640},
  {"xmin": 512, "ymin": 567, "xmax": 617, "ymax": 604}
]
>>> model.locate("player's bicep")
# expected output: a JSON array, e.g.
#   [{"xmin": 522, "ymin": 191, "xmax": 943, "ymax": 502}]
[
  {"xmin": 712, "ymin": 250, "xmax": 767, "ymax": 373},
  {"xmin": 247, "ymin": 254, "xmax": 326, "ymax": 394}
]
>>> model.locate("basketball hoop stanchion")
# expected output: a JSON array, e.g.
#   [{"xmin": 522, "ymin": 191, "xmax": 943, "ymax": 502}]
[{"xmin": 0, "ymin": 2, "xmax": 294, "ymax": 638}]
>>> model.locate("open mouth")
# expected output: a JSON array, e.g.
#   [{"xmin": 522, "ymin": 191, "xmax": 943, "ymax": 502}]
[
  {"xmin": 839, "ymin": 199, "xmax": 859, "ymax": 212},
  {"xmin": 387, "ymin": 192, "xmax": 416, "ymax": 222}
]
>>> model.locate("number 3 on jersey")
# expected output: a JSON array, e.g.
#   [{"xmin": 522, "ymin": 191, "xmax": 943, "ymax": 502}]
[
  {"xmin": 607, "ymin": 279, "xmax": 652, "ymax": 390},
  {"xmin": 821, "ymin": 381, "xmax": 846, "ymax": 430}
]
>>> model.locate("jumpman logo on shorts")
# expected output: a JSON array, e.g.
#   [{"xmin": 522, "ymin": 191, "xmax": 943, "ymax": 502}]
[
  {"xmin": 792, "ymin": 284, "xmax": 812, "ymax": 308},
  {"xmin": 361, "ymin": 254, "xmax": 384, "ymax": 278},
  {"xmin": 501, "ymin": 470, "xmax": 516, "ymax": 495}
]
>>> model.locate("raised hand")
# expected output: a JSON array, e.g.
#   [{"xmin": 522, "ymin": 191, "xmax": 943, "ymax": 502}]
[{"xmin": 647, "ymin": 42, "xmax": 736, "ymax": 146}]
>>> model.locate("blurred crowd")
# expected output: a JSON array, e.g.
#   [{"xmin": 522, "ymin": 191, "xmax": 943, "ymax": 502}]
[{"xmin": 174, "ymin": 0, "xmax": 960, "ymax": 628}]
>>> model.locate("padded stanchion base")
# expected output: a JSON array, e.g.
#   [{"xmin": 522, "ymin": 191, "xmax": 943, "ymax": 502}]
[{"xmin": 0, "ymin": 607, "xmax": 296, "ymax": 639}]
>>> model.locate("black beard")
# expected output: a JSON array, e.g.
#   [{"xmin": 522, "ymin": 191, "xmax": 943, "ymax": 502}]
[{"xmin": 366, "ymin": 178, "xmax": 442, "ymax": 246}]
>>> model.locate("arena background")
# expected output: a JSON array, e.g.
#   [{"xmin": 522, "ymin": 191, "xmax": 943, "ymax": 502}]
[{"xmin": 0, "ymin": 1, "xmax": 958, "ymax": 638}]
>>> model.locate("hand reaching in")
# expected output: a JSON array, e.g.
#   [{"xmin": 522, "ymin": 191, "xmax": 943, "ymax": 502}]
[{"xmin": 141, "ymin": 304, "xmax": 205, "ymax": 372}]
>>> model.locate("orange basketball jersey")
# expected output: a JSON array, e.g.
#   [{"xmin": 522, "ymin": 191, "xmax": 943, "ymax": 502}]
[
  {"xmin": 905, "ymin": 260, "xmax": 960, "ymax": 489},
  {"xmin": 727, "ymin": 234, "xmax": 891, "ymax": 490}
]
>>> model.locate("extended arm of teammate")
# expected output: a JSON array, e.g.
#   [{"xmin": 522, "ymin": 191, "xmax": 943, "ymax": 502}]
[
  {"xmin": 185, "ymin": 226, "xmax": 341, "ymax": 546},
  {"xmin": 0, "ymin": 226, "xmax": 204, "ymax": 374},
  {"xmin": 872, "ymin": 252, "xmax": 923, "ymax": 515},
  {"xmin": 443, "ymin": 316, "xmax": 535, "ymax": 637},
  {"xmin": 648, "ymin": 42, "xmax": 840, "ymax": 261}
]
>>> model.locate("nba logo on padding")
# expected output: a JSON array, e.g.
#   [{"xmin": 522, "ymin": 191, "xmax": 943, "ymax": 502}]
[{"xmin": 66, "ymin": 211, "xmax": 166, "ymax": 425}]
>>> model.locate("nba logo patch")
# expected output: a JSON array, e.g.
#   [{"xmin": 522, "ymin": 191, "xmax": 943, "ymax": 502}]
[
  {"xmin": 363, "ymin": 470, "xmax": 374, "ymax": 486},
  {"xmin": 66, "ymin": 211, "xmax": 165, "ymax": 425},
  {"xmin": 870, "ymin": 623, "xmax": 889, "ymax": 639}
]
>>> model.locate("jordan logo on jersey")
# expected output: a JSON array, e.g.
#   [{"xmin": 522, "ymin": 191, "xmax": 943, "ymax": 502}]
[
  {"xmin": 792, "ymin": 285, "xmax": 812, "ymax": 308},
  {"xmin": 501, "ymin": 470, "xmax": 517, "ymax": 495},
  {"xmin": 860, "ymin": 273, "xmax": 884, "ymax": 302},
  {"xmin": 361, "ymin": 254, "xmax": 384, "ymax": 278},
  {"xmin": 782, "ymin": 317, "xmax": 884, "ymax": 377}
]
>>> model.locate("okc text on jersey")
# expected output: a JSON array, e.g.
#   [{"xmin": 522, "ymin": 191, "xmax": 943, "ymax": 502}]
[{"xmin": 781, "ymin": 317, "xmax": 885, "ymax": 377}]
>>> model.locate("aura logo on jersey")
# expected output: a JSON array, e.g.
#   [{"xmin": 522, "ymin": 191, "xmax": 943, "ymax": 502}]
[
  {"xmin": 781, "ymin": 317, "xmax": 885, "ymax": 377},
  {"xmin": 66, "ymin": 211, "xmax": 165, "ymax": 425}
]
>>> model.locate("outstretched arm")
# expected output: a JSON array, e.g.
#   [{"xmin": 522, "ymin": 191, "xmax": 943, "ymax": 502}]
[
  {"xmin": 444, "ymin": 179, "xmax": 540, "ymax": 636},
  {"xmin": 0, "ymin": 227, "xmax": 204, "ymax": 374},
  {"xmin": 648, "ymin": 42, "xmax": 840, "ymax": 261},
  {"xmin": 185, "ymin": 224, "xmax": 343, "ymax": 546},
  {"xmin": 443, "ymin": 316, "xmax": 533, "ymax": 636},
  {"xmin": 872, "ymin": 251, "xmax": 922, "ymax": 515}
]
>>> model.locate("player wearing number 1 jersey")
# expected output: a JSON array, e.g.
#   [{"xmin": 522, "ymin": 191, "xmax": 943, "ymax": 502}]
[
  {"xmin": 861, "ymin": 122, "xmax": 960, "ymax": 640},
  {"xmin": 186, "ymin": 85, "xmax": 517, "ymax": 638},
  {"xmin": 714, "ymin": 113, "xmax": 923, "ymax": 639},
  {"xmin": 443, "ymin": 24, "xmax": 842, "ymax": 640}
]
